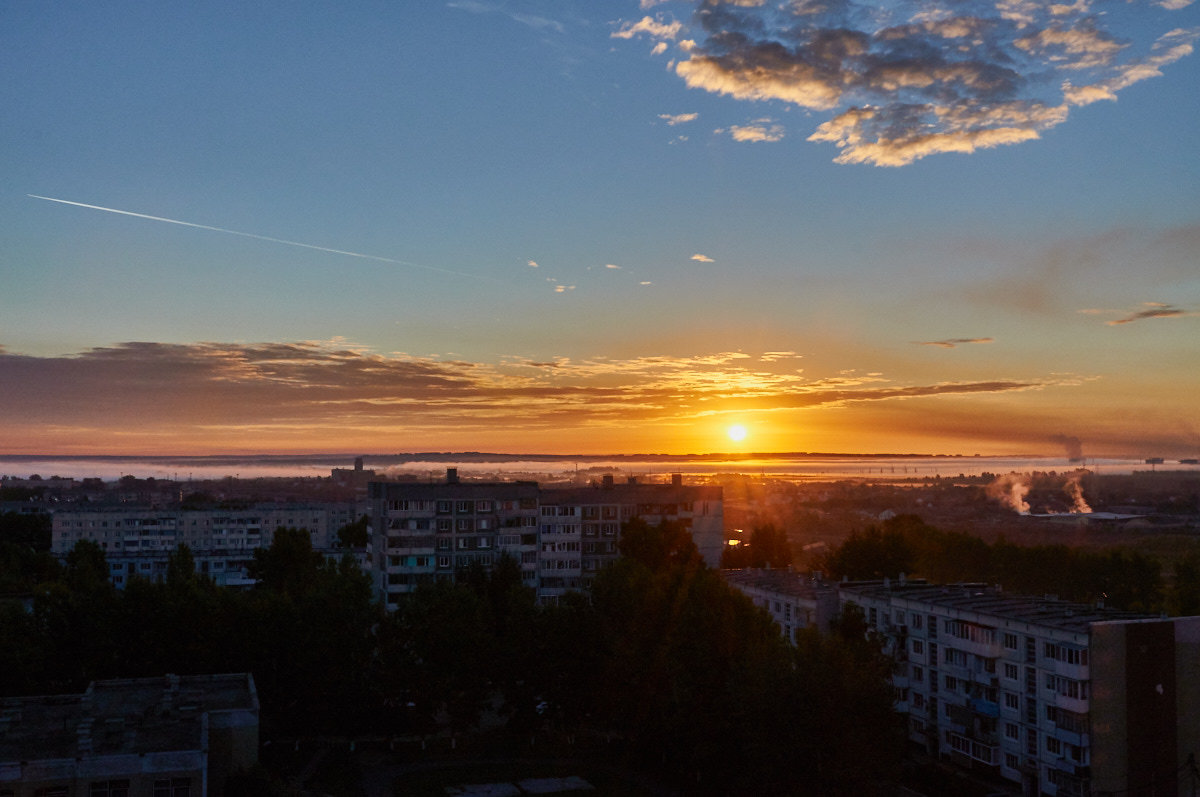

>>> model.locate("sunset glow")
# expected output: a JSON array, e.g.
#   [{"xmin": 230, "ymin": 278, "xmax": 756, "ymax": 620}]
[{"xmin": 2, "ymin": 4, "xmax": 1197, "ymax": 460}]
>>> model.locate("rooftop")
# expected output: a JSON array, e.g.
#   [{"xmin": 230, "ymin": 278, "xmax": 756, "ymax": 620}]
[
  {"xmin": 723, "ymin": 569, "xmax": 837, "ymax": 601},
  {"xmin": 0, "ymin": 673, "xmax": 257, "ymax": 762},
  {"xmin": 838, "ymin": 581, "xmax": 1164, "ymax": 635}
]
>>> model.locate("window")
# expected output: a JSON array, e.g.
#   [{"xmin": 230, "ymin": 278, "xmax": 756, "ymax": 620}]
[
  {"xmin": 1004, "ymin": 662, "xmax": 1019, "ymax": 680},
  {"xmin": 1047, "ymin": 736, "xmax": 1062, "ymax": 756},
  {"xmin": 1003, "ymin": 632, "xmax": 1018, "ymax": 649},
  {"xmin": 1005, "ymin": 753, "xmax": 1020, "ymax": 770},
  {"xmin": 1004, "ymin": 692, "xmax": 1020, "ymax": 710},
  {"xmin": 154, "ymin": 779, "xmax": 192, "ymax": 797},
  {"xmin": 1005, "ymin": 722, "xmax": 1020, "ymax": 740},
  {"xmin": 912, "ymin": 639, "xmax": 924, "ymax": 656},
  {"xmin": 91, "ymin": 782, "xmax": 130, "ymax": 797},
  {"xmin": 912, "ymin": 614, "xmax": 923, "ymax": 630},
  {"xmin": 1046, "ymin": 674, "xmax": 1088, "ymax": 700},
  {"xmin": 1044, "ymin": 642, "xmax": 1088, "ymax": 666},
  {"xmin": 912, "ymin": 665, "xmax": 923, "ymax": 682},
  {"xmin": 456, "ymin": 501, "xmax": 472, "ymax": 513}
]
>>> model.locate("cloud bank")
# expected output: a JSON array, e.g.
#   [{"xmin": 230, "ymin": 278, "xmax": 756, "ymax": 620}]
[
  {"xmin": 1, "ymin": 340, "xmax": 1068, "ymax": 452},
  {"xmin": 628, "ymin": 0, "xmax": 1198, "ymax": 165}
]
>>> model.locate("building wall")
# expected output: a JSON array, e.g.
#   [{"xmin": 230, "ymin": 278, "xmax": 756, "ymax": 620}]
[
  {"xmin": 836, "ymin": 584, "xmax": 1200, "ymax": 797},
  {"xmin": 51, "ymin": 504, "xmax": 359, "ymax": 589},
  {"xmin": 1090, "ymin": 618, "xmax": 1200, "ymax": 797},
  {"xmin": 369, "ymin": 476, "xmax": 724, "ymax": 606}
]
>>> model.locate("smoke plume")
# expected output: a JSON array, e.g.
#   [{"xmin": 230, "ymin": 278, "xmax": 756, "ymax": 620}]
[{"xmin": 986, "ymin": 472, "xmax": 1031, "ymax": 515}]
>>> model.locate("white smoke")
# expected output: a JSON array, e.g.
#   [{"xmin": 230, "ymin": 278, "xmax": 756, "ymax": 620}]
[
  {"xmin": 1063, "ymin": 470, "xmax": 1092, "ymax": 514},
  {"xmin": 986, "ymin": 472, "xmax": 1032, "ymax": 515}
]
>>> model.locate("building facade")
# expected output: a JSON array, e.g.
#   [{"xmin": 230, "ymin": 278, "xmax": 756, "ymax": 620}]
[
  {"xmin": 369, "ymin": 471, "xmax": 724, "ymax": 607},
  {"xmin": 51, "ymin": 504, "xmax": 359, "ymax": 588},
  {"xmin": 838, "ymin": 580, "xmax": 1200, "ymax": 797}
]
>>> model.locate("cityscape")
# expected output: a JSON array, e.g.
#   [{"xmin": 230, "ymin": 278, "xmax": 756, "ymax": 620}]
[{"xmin": 3, "ymin": 1, "xmax": 1199, "ymax": 796}]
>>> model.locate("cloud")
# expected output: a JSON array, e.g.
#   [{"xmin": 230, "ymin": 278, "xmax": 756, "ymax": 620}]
[
  {"xmin": 659, "ymin": 112, "xmax": 699, "ymax": 125},
  {"xmin": 612, "ymin": 16, "xmax": 683, "ymax": 41},
  {"xmin": 604, "ymin": 263, "xmax": 622, "ymax": 269},
  {"xmin": 653, "ymin": 0, "xmax": 1197, "ymax": 165},
  {"xmin": 690, "ymin": 253, "xmax": 714, "ymax": 262},
  {"xmin": 13, "ymin": 340, "xmax": 1192, "ymax": 456},
  {"xmin": 729, "ymin": 122, "xmax": 785, "ymax": 142},
  {"xmin": 527, "ymin": 260, "xmax": 539, "ymax": 268},
  {"xmin": 448, "ymin": 1, "xmax": 565, "ymax": 34},
  {"xmin": 640, "ymin": 281, "xmax": 654, "ymax": 285},
  {"xmin": 1105, "ymin": 302, "xmax": 1191, "ymax": 325},
  {"xmin": 652, "ymin": 41, "xmax": 669, "ymax": 55},
  {"xmin": 553, "ymin": 284, "xmax": 576, "ymax": 293},
  {"xmin": 0, "ymin": 342, "xmax": 1062, "ymax": 445},
  {"xmin": 915, "ymin": 338, "xmax": 995, "ymax": 348}
]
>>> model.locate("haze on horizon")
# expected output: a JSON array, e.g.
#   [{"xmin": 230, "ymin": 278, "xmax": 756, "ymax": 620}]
[{"xmin": 2, "ymin": 2, "xmax": 1197, "ymax": 460}]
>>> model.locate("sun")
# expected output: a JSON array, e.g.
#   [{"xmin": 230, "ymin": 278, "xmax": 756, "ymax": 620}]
[{"xmin": 727, "ymin": 424, "xmax": 748, "ymax": 442}]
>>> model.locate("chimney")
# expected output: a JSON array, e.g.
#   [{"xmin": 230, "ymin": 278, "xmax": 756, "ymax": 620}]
[
  {"xmin": 602, "ymin": 473, "xmax": 614, "ymax": 489},
  {"xmin": 671, "ymin": 473, "xmax": 683, "ymax": 487},
  {"xmin": 446, "ymin": 468, "xmax": 459, "ymax": 484},
  {"xmin": 354, "ymin": 456, "xmax": 364, "ymax": 472}
]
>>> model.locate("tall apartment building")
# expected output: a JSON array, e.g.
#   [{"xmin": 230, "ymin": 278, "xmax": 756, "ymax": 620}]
[
  {"xmin": 368, "ymin": 471, "xmax": 724, "ymax": 607},
  {"xmin": 51, "ymin": 503, "xmax": 358, "ymax": 588},
  {"xmin": 838, "ymin": 580, "xmax": 1200, "ymax": 797}
]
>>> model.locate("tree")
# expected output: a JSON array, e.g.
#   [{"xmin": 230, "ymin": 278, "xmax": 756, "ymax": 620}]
[
  {"xmin": 618, "ymin": 517, "xmax": 702, "ymax": 571},
  {"xmin": 335, "ymin": 514, "xmax": 369, "ymax": 548},
  {"xmin": 247, "ymin": 527, "xmax": 324, "ymax": 597}
]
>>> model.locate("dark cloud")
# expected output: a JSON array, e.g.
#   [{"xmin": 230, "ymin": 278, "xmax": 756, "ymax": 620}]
[
  {"xmin": 914, "ymin": 337, "xmax": 995, "ymax": 348},
  {"xmin": 1106, "ymin": 302, "xmax": 1190, "ymax": 325},
  {"xmin": 1049, "ymin": 434, "xmax": 1084, "ymax": 460},
  {"xmin": 650, "ymin": 0, "xmax": 1197, "ymax": 165}
]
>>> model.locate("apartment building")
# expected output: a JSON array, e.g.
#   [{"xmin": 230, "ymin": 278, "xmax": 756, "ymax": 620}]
[
  {"xmin": 0, "ymin": 673, "xmax": 258, "ymax": 797},
  {"xmin": 722, "ymin": 569, "xmax": 839, "ymax": 643},
  {"xmin": 839, "ymin": 580, "xmax": 1200, "ymax": 797},
  {"xmin": 368, "ymin": 471, "xmax": 724, "ymax": 607},
  {"xmin": 51, "ymin": 504, "xmax": 358, "ymax": 588}
]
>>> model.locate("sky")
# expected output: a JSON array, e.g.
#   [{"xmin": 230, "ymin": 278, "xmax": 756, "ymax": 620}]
[{"xmin": 2, "ymin": 0, "xmax": 1197, "ymax": 458}]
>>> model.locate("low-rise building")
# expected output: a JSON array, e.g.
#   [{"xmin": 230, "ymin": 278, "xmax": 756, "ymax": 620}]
[{"xmin": 0, "ymin": 673, "xmax": 258, "ymax": 797}]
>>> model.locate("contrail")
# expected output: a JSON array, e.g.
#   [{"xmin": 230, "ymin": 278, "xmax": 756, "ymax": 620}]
[{"xmin": 28, "ymin": 194, "xmax": 498, "ymax": 282}]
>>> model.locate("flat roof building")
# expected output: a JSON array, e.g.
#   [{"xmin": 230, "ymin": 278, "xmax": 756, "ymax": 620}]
[{"xmin": 0, "ymin": 673, "xmax": 258, "ymax": 797}]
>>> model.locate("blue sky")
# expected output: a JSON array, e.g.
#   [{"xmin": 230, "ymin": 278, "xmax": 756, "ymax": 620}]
[{"xmin": 2, "ymin": 0, "xmax": 1197, "ymax": 456}]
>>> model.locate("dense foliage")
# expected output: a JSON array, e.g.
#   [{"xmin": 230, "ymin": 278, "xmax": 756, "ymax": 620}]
[
  {"xmin": 823, "ymin": 514, "xmax": 1167, "ymax": 612},
  {"xmin": 1, "ymin": 518, "xmax": 903, "ymax": 795}
]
